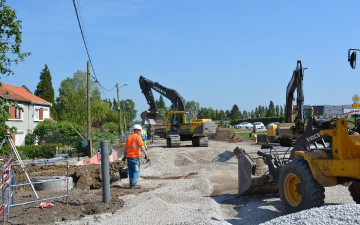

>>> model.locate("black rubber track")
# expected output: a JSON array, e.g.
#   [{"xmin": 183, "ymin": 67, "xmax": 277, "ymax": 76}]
[
  {"xmin": 279, "ymin": 159, "xmax": 325, "ymax": 214},
  {"xmin": 349, "ymin": 181, "xmax": 360, "ymax": 204}
]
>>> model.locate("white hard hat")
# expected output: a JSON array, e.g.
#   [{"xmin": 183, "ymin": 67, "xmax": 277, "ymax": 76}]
[{"xmin": 133, "ymin": 124, "xmax": 142, "ymax": 130}]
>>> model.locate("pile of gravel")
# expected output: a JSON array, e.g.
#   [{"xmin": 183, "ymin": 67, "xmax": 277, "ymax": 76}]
[
  {"xmin": 260, "ymin": 204, "xmax": 360, "ymax": 225},
  {"xmin": 57, "ymin": 140, "xmax": 357, "ymax": 225}
]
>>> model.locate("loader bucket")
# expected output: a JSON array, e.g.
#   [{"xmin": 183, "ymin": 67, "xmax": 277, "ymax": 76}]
[
  {"xmin": 233, "ymin": 147, "xmax": 280, "ymax": 196},
  {"xmin": 141, "ymin": 111, "xmax": 158, "ymax": 125},
  {"xmin": 233, "ymin": 147, "xmax": 256, "ymax": 195}
]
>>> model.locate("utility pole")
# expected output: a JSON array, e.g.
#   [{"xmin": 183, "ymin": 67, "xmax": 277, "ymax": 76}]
[
  {"xmin": 87, "ymin": 61, "xmax": 92, "ymax": 157},
  {"xmin": 123, "ymin": 102, "xmax": 127, "ymax": 134},
  {"xmin": 115, "ymin": 82, "xmax": 128, "ymax": 140},
  {"xmin": 116, "ymin": 83, "xmax": 122, "ymax": 139}
]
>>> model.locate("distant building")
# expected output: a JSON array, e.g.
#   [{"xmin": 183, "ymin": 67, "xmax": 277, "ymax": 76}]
[{"xmin": 0, "ymin": 83, "xmax": 52, "ymax": 146}]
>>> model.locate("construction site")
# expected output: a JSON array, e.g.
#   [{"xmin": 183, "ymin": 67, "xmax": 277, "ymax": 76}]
[
  {"xmin": 1, "ymin": 2, "xmax": 360, "ymax": 224},
  {"xmin": 1, "ymin": 59, "xmax": 360, "ymax": 224}
]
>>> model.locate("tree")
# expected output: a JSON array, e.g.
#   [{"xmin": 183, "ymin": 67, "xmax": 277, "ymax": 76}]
[
  {"xmin": 120, "ymin": 99, "xmax": 137, "ymax": 132},
  {"xmin": 34, "ymin": 64, "xmax": 57, "ymax": 119},
  {"xmin": 0, "ymin": 0, "xmax": 31, "ymax": 76},
  {"xmin": 230, "ymin": 104, "xmax": 241, "ymax": 120},
  {"xmin": 55, "ymin": 70, "xmax": 106, "ymax": 125},
  {"xmin": 186, "ymin": 100, "xmax": 199, "ymax": 119},
  {"xmin": 157, "ymin": 95, "xmax": 167, "ymax": 110},
  {"xmin": 275, "ymin": 105, "xmax": 280, "ymax": 116},
  {"xmin": 0, "ymin": 0, "xmax": 30, "ymax": 139},
  {"xmin": 266, "ymin": 101, "xmax": 276, "ymax": 117},
  {"xmin": 280, "ymin": 105, "xmax": 284, "ymax": 116}
]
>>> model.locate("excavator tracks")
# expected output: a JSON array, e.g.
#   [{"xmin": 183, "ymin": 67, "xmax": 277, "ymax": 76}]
[{"xmin": 167, "ymin": 135, "xmax": 180, "ymax": 148}]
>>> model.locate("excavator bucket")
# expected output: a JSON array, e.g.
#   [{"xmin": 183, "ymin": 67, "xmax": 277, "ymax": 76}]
[
  {"xmin": 141, "ymin": 111, "xmax": 158, "ymax": 125},
  {"xmin": 233, "ymin": 147, "xmax": 280, "ymax": 196}
]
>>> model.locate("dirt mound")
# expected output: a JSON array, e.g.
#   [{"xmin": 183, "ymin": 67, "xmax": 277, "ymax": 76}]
[
  {"xmin": 208, "ymin": 128, "xmax": 246, "ymax": 142},
  {"xmin": 13, "ymin": 160, "xmax": 126, "ymax": 190}
]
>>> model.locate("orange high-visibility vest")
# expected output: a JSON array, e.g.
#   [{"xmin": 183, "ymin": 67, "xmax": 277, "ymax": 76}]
[{"xmin": 125, "ymin": 133, "xmax": 144, "ymax": 158}]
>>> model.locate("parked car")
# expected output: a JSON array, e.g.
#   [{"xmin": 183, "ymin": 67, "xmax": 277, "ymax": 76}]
[
  {"xmin": 235, "ymin": 122, "xmax": 253, "ymax": 129},
  {"xmin": 244, "ymin": 123, "xmax": 254, "ymax": 130},
  {"xmin": 233, "ymin": 123, "xmax": 244, "ymax": 129},
  {"xmin": 253, "ymin": 122, "xmax": 265, "ymax": 129}
]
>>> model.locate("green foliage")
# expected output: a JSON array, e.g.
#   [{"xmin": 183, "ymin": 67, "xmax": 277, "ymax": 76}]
[
  {"xmin": 230, "ymin": 104, "xmax": 241, "ymax": 120},
  {"xmin": 0, "ymin": 0, "xmax": 30, "ymax": 139},
  {"xmin": 91, "ymin": 127, "xmax": 116, "ymax": 149},
  {"xmin": 31, "ymin": 119, "xmax": 117, "ymax": 154},
  {"xmin": 55, "ymin": 71, "xmax": 106, "ymax": 125},
  {"xmin": 158, "ymin": 108, "xmax": 167, "ymax": 120},
  {"xmin": 34, "ymin": 64, "xmax": 57, "ymax": 119},
  {"xmin": 33, "ymin": 119, "xmax": 85, "ymax": 146},
  {"xmin": 156, "ymin": 95, "xmax": 167, "ymax": 109},
  {"xmin": 25, "ymin": 132, "xmax": 36, "ymax": 145},
  {"xmin": 121, "ymin": 99, "xmax": 137, "ymax": 132},
  {"xmin": 0, "ymin": 143, "xmax": 60, "ymax": 160},
  {"xmin": 266, "ymin": 101, "xmax": 276, "ymax": 117},
  {"xmin": 102, "ymin": 122, "xmax": 118, "ymax": 134},
  {"xmin": 0, "ymin": 0, "xmax": 31, "ymax": 76},
  {"xmin": 91, "ymin": 99, "xmax": 110, "ymax": 122},
  {"xmin": 0, "ymin": 88, "xmax": 18, "ymax": 140}
]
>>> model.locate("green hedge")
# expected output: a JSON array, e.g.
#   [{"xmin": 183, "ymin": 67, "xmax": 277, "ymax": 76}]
[
  {"xmin": 0, "ymin": 143, "xmax": 73, "ymax": 160},
  {"xmin": 232, "ymin": 116, "xmax": 285, "ymax": 126}
]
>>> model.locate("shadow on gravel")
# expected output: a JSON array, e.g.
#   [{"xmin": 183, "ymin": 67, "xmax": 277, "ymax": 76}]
[
  {"xmin": 212, "ymin": 150, "xmax": 235, "ymax": 162},
  {"xmin": 209, "ymin": 193, "xmax": 286, "ymax": 225}
]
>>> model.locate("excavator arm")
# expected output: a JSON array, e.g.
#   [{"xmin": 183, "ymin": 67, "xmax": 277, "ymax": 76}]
[
  {"xmin": 139, "ymin": 76, "xmax": 186, "ymax": 124},
  {"xmin": 285, "ymin": 60, "xmax": 305, "ymax": 123}
]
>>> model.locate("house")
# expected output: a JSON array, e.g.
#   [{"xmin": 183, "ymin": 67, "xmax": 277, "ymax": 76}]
[{"xmin": 0, "ymin": 83, "xmax": 52, "ymax": 146}]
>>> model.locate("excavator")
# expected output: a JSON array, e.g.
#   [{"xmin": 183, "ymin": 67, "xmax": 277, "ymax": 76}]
[
  {"xmin": 257, "ymin": 60, "xmax": 314, "ymax": 147},
  {"xmin": 139, "ymin": 76, "xmax": 216, "ymax": 147}
]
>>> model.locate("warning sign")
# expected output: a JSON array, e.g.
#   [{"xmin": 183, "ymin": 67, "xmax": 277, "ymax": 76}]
[{"xmin": 353, "ymin": 94, "xmax": 360, "ymax": 104}]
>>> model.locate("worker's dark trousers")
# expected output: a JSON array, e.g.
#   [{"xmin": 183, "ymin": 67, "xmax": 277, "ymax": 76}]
[{"xmin": 127, "ymin": 157, "xmax": 140, "ymax": 187}]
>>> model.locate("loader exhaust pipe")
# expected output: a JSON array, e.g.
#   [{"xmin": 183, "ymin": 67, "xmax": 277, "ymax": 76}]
[{"xmin": 141, "ymin": 111, "xmax": 158, "ymax": 125}]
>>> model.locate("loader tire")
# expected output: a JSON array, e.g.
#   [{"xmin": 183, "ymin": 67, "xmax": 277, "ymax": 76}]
[
  {"xmin": 279, "ymin": 159, "xmax": 325, "ymax": 214},
  {"xmin": 349, "ymin": 181, "xmax": 360, "ymax": 203}
]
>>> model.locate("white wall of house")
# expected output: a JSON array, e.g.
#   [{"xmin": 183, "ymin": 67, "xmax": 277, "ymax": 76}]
[{"xmin": 6, "ymin": 102, "xmax": 51, "ymax": 146}]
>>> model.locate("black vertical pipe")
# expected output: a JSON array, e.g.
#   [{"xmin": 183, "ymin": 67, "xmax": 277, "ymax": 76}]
[{"xmin": 100, "ymin": 140, "xmax": 110, "ymax": 203}]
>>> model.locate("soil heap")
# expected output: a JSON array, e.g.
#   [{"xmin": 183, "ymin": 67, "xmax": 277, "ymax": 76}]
[{"xmin": 208, "ymin": 128, "xmax": 245, "ymax": 142}]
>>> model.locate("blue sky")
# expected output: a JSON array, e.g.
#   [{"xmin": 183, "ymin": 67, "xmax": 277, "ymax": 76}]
[{"xmin": 2, "ymin": 0, "xmax": 360, "ymax": 120}]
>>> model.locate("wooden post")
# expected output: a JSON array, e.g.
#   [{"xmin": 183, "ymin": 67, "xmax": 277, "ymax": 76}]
[{"xmin": 87, "ymin": 61, "xmax": 92, "ymax": 157}]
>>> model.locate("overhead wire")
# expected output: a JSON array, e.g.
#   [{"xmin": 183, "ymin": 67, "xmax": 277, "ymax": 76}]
[{"xmin": 72, "ymin": 0, "xmax": 116, "ymax": 96}]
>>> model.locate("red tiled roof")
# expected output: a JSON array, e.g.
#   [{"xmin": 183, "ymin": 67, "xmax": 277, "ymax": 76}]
[{"xmin": 0, "ymin": 83, "xmax": 51, "ymax": 106}]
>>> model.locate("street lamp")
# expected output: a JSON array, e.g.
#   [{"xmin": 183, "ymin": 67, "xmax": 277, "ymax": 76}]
[{"xmin": 116, "ymin": 82, "xmax": 128, "ymax": 139}]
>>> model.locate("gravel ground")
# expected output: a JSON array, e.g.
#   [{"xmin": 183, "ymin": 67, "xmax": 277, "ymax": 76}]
[{"xmin": 56, "ymin": 138, "xmax": 357, "ymax": 225}]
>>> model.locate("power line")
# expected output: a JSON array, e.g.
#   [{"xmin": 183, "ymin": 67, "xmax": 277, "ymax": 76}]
[{"xmin": 72, "ymin": 0, "xmax": 119, "ymax": 96}]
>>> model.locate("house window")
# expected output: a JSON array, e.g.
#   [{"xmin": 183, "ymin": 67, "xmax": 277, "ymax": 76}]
[
  {"xmin": 8, "ymin": 105, "xmax": 23, "ymax": 120},
  {"xmin": 34, "ymin": 106, "xmax": 49, "ymax": 121}
]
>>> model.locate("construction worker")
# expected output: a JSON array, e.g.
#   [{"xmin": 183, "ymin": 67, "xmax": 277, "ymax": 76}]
[
  {"xmin": 140, "ymin": 128, "xmax": 148, "ymax": 150},
  {"xmin": 122, "ymin": 124, "xmax": 149, "ymax": 189},
  {"xmin": 149, "ymin": 126, "xmax": 155, "ymax": 144}
]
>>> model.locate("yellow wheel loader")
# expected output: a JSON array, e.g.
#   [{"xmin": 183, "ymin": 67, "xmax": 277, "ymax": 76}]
[{"xmin": 235, "ymin": 117, "xmax": 360, "ymax": 213}]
